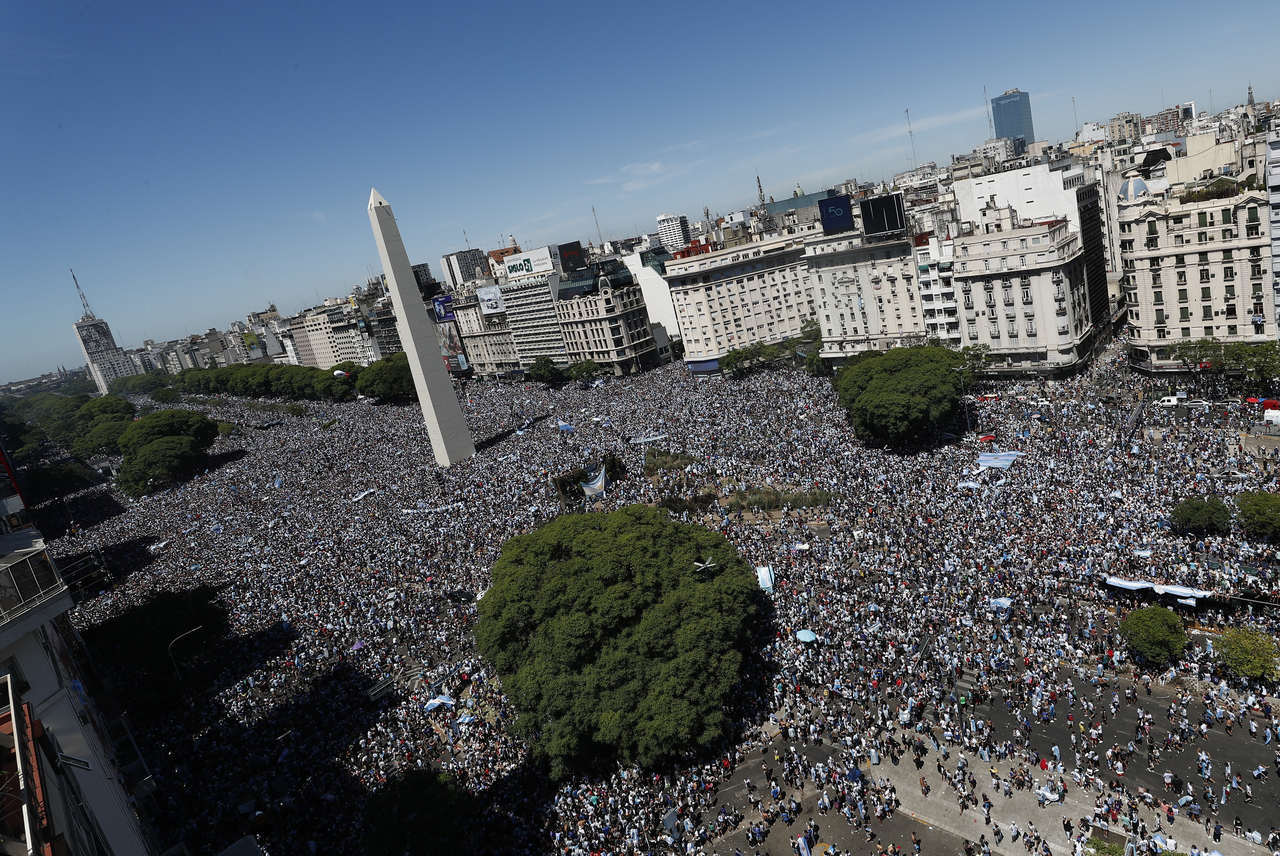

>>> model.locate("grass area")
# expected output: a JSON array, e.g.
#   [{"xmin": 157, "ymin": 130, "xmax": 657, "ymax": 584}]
[
  {"xmin": 644, "ymin": 448, "xmax": 698, "ymax": 475},
  {"xmin": 1088, "ymin": 837, "xmax": 1125, "ymax": 856},
  {"xmin": 725, "ymin": 487, "xmax": 833, "ymax": 512}
]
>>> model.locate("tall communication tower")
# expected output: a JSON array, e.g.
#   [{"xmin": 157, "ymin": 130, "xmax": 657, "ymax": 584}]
[
  {"xmin": 905, "ymin": 107, "xmax": 918, "ymax": 168},
  {"xmin": 70, "ymin": 269, "xmax": 95, "ymax": 319}
]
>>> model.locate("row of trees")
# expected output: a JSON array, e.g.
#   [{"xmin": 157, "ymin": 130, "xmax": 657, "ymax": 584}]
[
  {"xmin": 1171, "ymin": 493, "xmax": 1280, "ymax": 542},
  {"xmin": 720, "ymin": 320, "xmax": 823, "ymax": 379},
  {"xmin": 525, "ymin": 356, "xmax": 606, "ymax": 386},
  {"xmin": 1120, "ymin": 606, "xmax": 1278, "ymax": 679},
  {"xmin": 1168, "ymin": 340, "xmax": 1280, "ymax": 389}
]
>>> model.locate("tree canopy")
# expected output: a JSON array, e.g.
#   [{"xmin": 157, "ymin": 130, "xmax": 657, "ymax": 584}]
[
  {"xmin": 1217, "ymin": 628, "xmax": 1279, "ymax": 681},
  {"xmin": 475, "ymin": 505, "xmax": 767, "ymax": 779},
  {"xmin": 833, "ymin": 346, "xmax": 965, "ymax": 448},
  {"xmin": 1119, "ymin": 606, "xmax": 1188, "ymax": 664},
  {"xmin": 1235, "ymin": 492, "xmax": 1280, "ymax": 542},
  {"xmin": 1170, "ymin": 496, "xmax": 1231, "ymax": 538},
  {"xmin": 118, "ymin": 410, "xmax": 217, "ymax": 458},
  {"xmin": 525, "ymin": 356, "xmax": 565, "ymax": 385},
  {"xmin": 355, "ymin": 353, "xmax": 415, "ymax": 403},
  {"xmin": 116, "ymin": 436, "xmax": 207, "ymax": 496},
  {"xmin": 173, "ymin": 362, "xmax": 357, "ymax": 402}
]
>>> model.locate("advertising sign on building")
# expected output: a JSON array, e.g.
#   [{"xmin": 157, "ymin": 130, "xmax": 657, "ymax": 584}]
[
  {"xmin": 859, "ymin": 192, "xmax": 907, "ymax": 236},
  {"xmin": 431, "ymin": 295, "xmax": 455, "ymax": 323},
  {"xmin": 818, "ymin": 194, "xmax": 854, "ymax": 235},
  {"xmin": 503, "ymin": 246, "xmax": 556, "ymax": 280},
  {"xmin": 435, "ymin": 321, "xmax": 469, "ymax": 373},
  {"xmin": 476, "ymin": 286, "xmax": 506, "ymax": 315},
  {"xmin": 557, "ymin": 241, "xmax": 586, "ymax": 272}
]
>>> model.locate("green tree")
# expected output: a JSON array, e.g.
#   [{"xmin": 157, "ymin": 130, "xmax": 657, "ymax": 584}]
[
  {"xmin": 475, "ymin": 505, "xmax": 767, "ymax": 779},
  {"xmin": 149, "ymin": 387, "xmax": 180, "ymax": 404},
  {"xmin": 74, "ymin": 395, "xmax": 135, "ymax": 429},
  {"xmin": 833, "ymin": 346, "xmax": 964, "ymax": 448},
  {"xmin": 525, "ymin": 356, "xmax": 566, "ymax": 385},
  {"xmin": 71, "ymin": 418, "xmax": 130, "ymax": 459},
  {"xmin": 118, "ymin": 410, "xmax": 217, "ymax": 458},
  {"xmin": 1119, "ymin": 606, "xmax": 1188, "ymax": 664},
  {"xmin": 109, "ymin": 374, "xmax": 170, "ymax": 396},
  {"xmin": 116, "ymin": 435, "xmax": 206, "ymax": 497},
  {"xmin": 1170, "ymin": 496, "xmax": 1231, "ymax": 537},
  {"xmin": 1236, "ymin": 492, "xmax": 1280, "ymax": 542},
  {"xmin": 567, "ymin": 360, "xmax": 603, "ymax": 382},
  {"xmin": 1216, "ymin": 628, "xmax": 1279, "ymax": 680},
  {"xmin": 356, "ymin": 353, "xmax": 416, "ymax": 403}
]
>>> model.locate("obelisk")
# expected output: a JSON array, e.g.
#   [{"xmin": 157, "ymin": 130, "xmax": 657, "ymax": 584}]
[{"xmin": 367, "ymin": 188, "xmax": 475, "ymax": 466}]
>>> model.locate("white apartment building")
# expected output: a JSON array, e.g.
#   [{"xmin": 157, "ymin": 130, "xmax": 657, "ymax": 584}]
[
  {"xmin": 662, "ymin": 232, "xmax": 815, "ymax": 372},
  {"xmin": 73, "ymin": 316, "xmax": 138, "ymax": 395},
  {"xmin": 914, "ymin": 233, "xmax": 962, "ymax": 346},
  {"xmin": 620, "ymin": 249, "xmax": 681, "ymax": 352},
  {"xmin": 1119, "ymin": 179, "xmax": 1275, "ymax": 368},
  {"xmin": 556, "ymin": 269, "xmax": 657, "ymax": 376},
  {"xmin": 289, "ymin": 306, "xmax": 373, "ymax": 369},
  {"xmin": 501, "ymin": 275, "xmax": 568, "ymax": 368},
  {"xmin": 954, "ymin": 202, "xmax": 1097, "ymax": 373},
  {"xmin": 655, "ymin": 214, "xmax": 691, "ymax": 253},
  {"xmin": 809, "ymin": 233, "xmax": 926, "ymax": 360},
  {"xmin": 1267, "ymin": 130, "xmax": 1280, "ymax": 324}
]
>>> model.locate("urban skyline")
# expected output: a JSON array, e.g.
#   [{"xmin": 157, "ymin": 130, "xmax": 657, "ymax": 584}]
[{"xmin": 2, "ymin": 0, "xmax": 1272, "ymax": 382}]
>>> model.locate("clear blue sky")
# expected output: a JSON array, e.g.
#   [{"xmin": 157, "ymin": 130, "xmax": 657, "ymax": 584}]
[{"xmin": 1, "ymin": 0, "xmax": 1271, "ymax": 382}]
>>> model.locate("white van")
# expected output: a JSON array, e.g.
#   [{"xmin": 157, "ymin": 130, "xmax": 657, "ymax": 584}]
[{"xmin": 1157, "ymin": 396, "xmax": 1180, "ymax": 407}]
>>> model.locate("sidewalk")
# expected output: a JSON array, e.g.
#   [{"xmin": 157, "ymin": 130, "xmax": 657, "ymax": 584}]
[{"xmin": 875, "ymin": 754, "xmax": 1267, "ymax": 856}]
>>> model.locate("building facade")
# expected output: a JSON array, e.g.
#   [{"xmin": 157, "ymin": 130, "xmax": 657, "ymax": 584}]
[
  {"xmin": 991, "ymin": 89, "xmax": 1035, "ymax": 147},
  {"xmin": 662, "ymin": 232, "xmax": 815, "ymax": 372},
  {"xmin": 555, "ymin": 264, "xmax": 657, "ymax": 376},
  {"xmin": 453, "ymin": 296, "xmax": 519, "ymax": 377},
  {"xmin": 1120, "ymin": 183, "xmax": 1275, "ymax": 368},
  {"xmin": 1268, "ymin": 130, "xmax": 1280, "ymax": 326},
  {"xmin": 439, "ymin": 249, "xmax": 488, "ymax": 291},
  {"xmin": 954, "ymin": 202, "xmax": 1097, "ymax": 373},
  {"xmin": 0, "ymin": 443, "xmax": 154, "ymax": 854},
  {"xmin": 810, "ymin": 233, "xmax": 925, "ymax": 360},
  {"xmin": 73, "ymin": 316, "xmax": 137, "ymax": 395}
]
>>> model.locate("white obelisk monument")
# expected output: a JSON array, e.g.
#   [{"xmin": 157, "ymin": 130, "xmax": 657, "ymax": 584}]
[{"xmin": 367, "ymin": 188, "xmax": 475, "ymax": 466}]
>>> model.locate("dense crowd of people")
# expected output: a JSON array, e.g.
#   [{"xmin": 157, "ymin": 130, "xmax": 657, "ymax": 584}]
[{"xmin": 48, "ymin": 343, "xmax": 1280, "ymax": 855}]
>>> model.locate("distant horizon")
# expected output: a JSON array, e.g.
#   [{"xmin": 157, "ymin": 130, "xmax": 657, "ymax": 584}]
[{"xmin": 2, "ymin": 0, "xmax": 1272, "ymax": 383}]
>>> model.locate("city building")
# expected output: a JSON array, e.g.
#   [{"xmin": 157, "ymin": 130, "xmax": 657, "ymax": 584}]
[
  {"xmin": 810, "ymin": 232, "xmax": 925, "ymax": 360},
  {"xmin": 991, "ymin": 89, "xmax": 1035, "ymax": 148},
  {"xmin": 954, "ymin": 201, "xmax": 1099, "ymax": 373},
  {"xmin": 70, "ymin": 276, "xmax": 139, "ymax": 395},
  {"xmin": 287, "ymin": 305, "xmax": 373, "ymax": 369},
  {"xmin": 0, "ymin": 442, "xmax": 154, "ymax": 854},
  {"xmin": 655, "ymin": 214, "xmax": 692, "ymax": 253},
  {"xmin": 914, "ymin": 231, "xmax": 962, "ymax": 346},
  {"xmin": 620, "ymin": 248, "xmax": 681, "ymax": 361},
  {"xmin": 1108, "ymin": 112, "xmax": 1143, "ymax": 143},
  {"xmin": 1267, "ymin": 130, "xmax": 1280, "ymax": 325},
  {"xmin": 487, "ymin": 239, "xmax": 522, "ymax": 280},
  {"xmin": 662, "ymin": 230, "xmax": 816, "ymax": 372},
  {"xmin": 1119, "ymin": 176, "xmax": 1275, "ymax": 368},
  {"xmin": 439, "ymin": 248, "xmax": 489, "ymax": 291},
  {"xmin": 453, "ymin": 292, "xmax": 519, "ymax": 377},
  {"xmin": 555, "ymin": 261, "xmax": 657, "ymax": 375}
]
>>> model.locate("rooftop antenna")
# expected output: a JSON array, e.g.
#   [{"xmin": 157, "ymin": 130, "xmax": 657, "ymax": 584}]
[
  {"xmin": 983, "ymin": 85, "xmax": 994, "ymax": 138},
  {"xmin": 1072, "ymin": 96, "xmax": 1079, "ymax": 133},
  {"xmin": 462, "ymin": 228, "xmax": 472, "ymax": 249},
  {"xmin": 592, "ymin": 205, "xmax": 604, "ymax": 247},
  {"xmin": 905, "ymin": 107, "xmax": 918, "ymax": 168},
  {"xmin": 756, "ymin": 175, "xmax": 766, "ymax": 207},
  {"xmin": 70, "ymin": 269, "xmax": 94, "ymax": 318}
]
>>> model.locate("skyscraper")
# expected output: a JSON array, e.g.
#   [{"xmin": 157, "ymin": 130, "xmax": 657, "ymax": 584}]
[
  {"xmin": 367, "ymin": 189, "xmax": 475, "ymax": 467},
  {"xmin": 70, "ymin": 272, "xmax": 138, "ymax": 395},
  {"xmin": 991, "ymin": 89, "xmax": 1035, "ymax": 147},
  {"xmin": 439, "ymin": 248, "xmax": 488, "ymax": 291},
  {"xmin": 656, "ymin": 213, "xmax": 691, "ymax": 252}
]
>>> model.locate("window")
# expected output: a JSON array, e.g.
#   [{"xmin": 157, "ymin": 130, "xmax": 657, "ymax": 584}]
[
  {"xmin": 1147, "ymin": 220, "xmax": 1157, "ymax": 235},
  {"xmin": 1181, "ymin": 327, "xmax": 1191, "ymax": 338},
  {"xmin": 1224, "ymin": 249, "xmax": 1233, "ymax": 261},
  {"xmin": 1202, "ymin": 306, "xmax": 1213, "ymax": 321},
  {"xmin": 1153, "ymin": 291, "xmax": 1163, "ymax": 305},
  {"xmin": 1199, "ymin": 269, "xmax": 1211, "ymax": 283},
  {"xmin": 1248, "ymin": 206, "xmax": 1259, "ymax": 223},
  {"xmin": 1177, "ymin": 270, "xmax": 1187, "ymax": 284},
  {"xmin": 1121, "ymin": 239, "xmax": 1134, "ymax": 252},
  {"xmin": 1178, "ymin": 288, "xmax": 1188, "ymax": 303},
  {"xmin": 1225, "ymin": 305, "xmax": 1237, "ymax": 319},
  {"xmin": 1197, "ymin": 232, "xmax": 1208, "ymax": 244},
  {"xmin": 1254, "ymin": 264, "xmax": 1265, "ymax": 279},
  {"xmin": 1152, "ymin": 272, "xmax": 1162, "ymax": 286},
  {"xmin": 1201, "ymin": 286, "xmax": 1211, "ymax": 300},
  {"xmin": 1228, "ymin": 324, "xmax": 1238, "ymax": 335},
  {"xmin": 1222, "ymin": 208, "xmax": 1234, "ymax": 225},
  {"xmin": 1224, "ymin": 266, "xmax": 1235, "ymax": 281},
  {"xmin": 1198, "ymin": 212, "xmax": 1208, "ymax": 228}
]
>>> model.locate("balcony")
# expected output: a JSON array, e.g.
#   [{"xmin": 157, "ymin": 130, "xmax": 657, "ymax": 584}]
[
  {"xmin": 1056, "ymin": 306, "xmax": 1067, "ymax": 316},
  {"xmin": 1058, "ymin": 325, "xmax": 1070, "ymax": 335}
]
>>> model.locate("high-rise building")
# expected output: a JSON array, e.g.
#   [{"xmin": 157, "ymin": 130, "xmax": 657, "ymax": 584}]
[
  {"xmin": 1267, "ymin": 130, "xmax": 1280, "ymax": 326},
  {"xmin": 656, "ymin": 213, "xmax": 692, "ymax": 253},
  {"xmin": 439, "ymin": 248, "xmax": 488, "ymax": 291},
  {"xmin": 991, "ymin": 89, "xmax": 1035, "ymax": 147},
  {"xmin": 555, "ymin": 261, "xmax": 658, "ymax": 376},
  {"xmin": 0, "ymin": 442, "xmax": 155, "ymax": 853},
  {"xmin": 73, "ymin": 317, "xmax": 137, "ymax": 396},
  {"xmin": 368, "ymin": 189, "xmax": 475, "ymax": 467}
]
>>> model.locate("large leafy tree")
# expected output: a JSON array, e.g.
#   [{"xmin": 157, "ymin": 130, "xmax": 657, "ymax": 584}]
[
  {"xmin": 1170, "ymin": 496, "xmax": 1231, "ymax": 538},
  {"xmin": 1119, "ymin": 606, "xmax": 1188, "ymax": 664},
  {"xmin": 118, "ymin": 410, "xmax": 218, "ymax": 457},
  {"xmin": 833, "ymin": 346, "xmax": 964, "ymax": 447},
  {"xmin": 1216, "ymin": 628, "xmax": 1279, "ymax": 680},
  {"xmin": 71, "ymin": 418, "xmax": 131, "ymax": 459},
  {"xmin": 475, "ymin": 505, "xmax": 767, "ymax": 779},
  {"xmin": 356, "ymin": 352, "xmax": 415, "ymax": 403},
  {"xmin": 525, "ymin": 356, "xmax": 565, "ymax": 385},
  {"xmin": 1236, "ymin": 492, "xmax": 1280, "ymax": 542},
  {"xmin": 116, "ymin": 435, "xmax": 206, "ymax": 497}
]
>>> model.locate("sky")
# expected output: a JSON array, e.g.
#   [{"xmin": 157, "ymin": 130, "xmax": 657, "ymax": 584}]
[{"xmin": 1, "ymin": 0, "xmax": 1273, "ymax": 382}]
